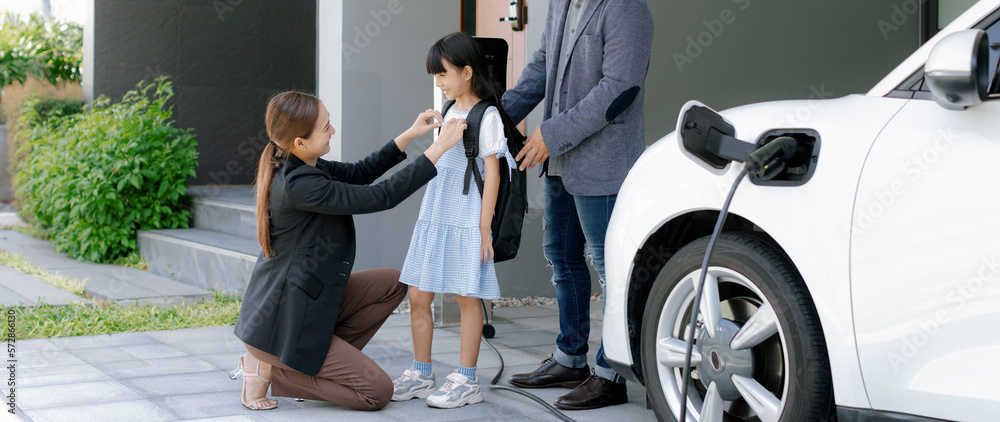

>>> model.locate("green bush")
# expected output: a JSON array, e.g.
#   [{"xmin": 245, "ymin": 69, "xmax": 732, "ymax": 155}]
[
  {"xmin": 14, "ymin": 76, "xmax": 198, "ymax": 262},
  {"xmin": 18, "ymin": 97, "xmax": 84, "ymax": 127}
]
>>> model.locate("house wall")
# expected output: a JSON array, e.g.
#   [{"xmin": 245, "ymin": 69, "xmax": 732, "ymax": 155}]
[
  {"xmin": 84, "ymin": 0, "xmax": 317, "ymax": 186},
  {"xmin": 642, "ymin": 1, "xmax": 923, "ymax": 145},
  {"xmin": 335, "ymin": 0, "xmax": 461, "ymax": 274}
]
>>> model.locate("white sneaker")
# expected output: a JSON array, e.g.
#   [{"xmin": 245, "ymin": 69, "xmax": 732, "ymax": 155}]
[
  {"xmin": 392, "ymin": 369, "xmax": 436, "ymax": 401},
  {"xmin": 425, "ymin": 372, "xmax": 484, "ymax": 409}
]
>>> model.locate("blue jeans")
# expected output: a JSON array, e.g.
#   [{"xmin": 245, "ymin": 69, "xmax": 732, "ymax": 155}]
[{"xmin": 543, "ymin": 176, "xmax": 622, "ymax": 382}]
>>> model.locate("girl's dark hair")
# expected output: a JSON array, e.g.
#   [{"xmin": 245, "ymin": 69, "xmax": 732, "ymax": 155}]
[
  {"xmin": 426, "ymin": 32, "xmax": 525, "ymax": 144},
  {"xmin": 256, "ymin": 91, "xmax": 319, "ymax": 258}
]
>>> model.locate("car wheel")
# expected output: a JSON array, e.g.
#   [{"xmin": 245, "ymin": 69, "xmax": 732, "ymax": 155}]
[{"xmin": 640, "ymin": 233, "xmax": 833, "ymax": 422}]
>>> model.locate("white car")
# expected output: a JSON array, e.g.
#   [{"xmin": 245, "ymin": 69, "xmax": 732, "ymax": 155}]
[{"xmin": 603, "ymin": 2, "xmax": 1000, "ymax": 421}]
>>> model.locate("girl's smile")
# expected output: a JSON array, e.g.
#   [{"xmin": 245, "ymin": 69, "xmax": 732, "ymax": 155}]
[{"xmin": 433, "ymin": 59, "xmax": 473, "ymax": 104}]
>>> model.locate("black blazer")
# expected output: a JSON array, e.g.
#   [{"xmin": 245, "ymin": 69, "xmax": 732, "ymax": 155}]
[{"xmin": 234, "ymin": 140, "xmax": 436, "ymax": 375}]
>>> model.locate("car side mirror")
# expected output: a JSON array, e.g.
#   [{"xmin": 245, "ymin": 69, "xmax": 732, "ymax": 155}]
[{"xmin": 925, "ymin": 29, "xmax": 990, "ymax": 110}]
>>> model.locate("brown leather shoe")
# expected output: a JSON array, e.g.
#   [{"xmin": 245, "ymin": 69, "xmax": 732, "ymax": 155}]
[
  {"xmin": 508, "ymin": 356, "xmax": 589, "ymax": 389},
  {"xmin": 554, "ymin": 372, "xmax": 628, "ymax": 410}
]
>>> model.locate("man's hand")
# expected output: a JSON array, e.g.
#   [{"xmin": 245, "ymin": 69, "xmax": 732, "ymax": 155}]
[{"xmin": 515, "ymin": 126, "xmax": 550, "ymax": 171}]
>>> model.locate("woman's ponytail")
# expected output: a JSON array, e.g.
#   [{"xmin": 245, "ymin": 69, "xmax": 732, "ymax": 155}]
[
  {"xmin": 256, "ymin": 92, "xmax": 320, "ymax": 259},
  {"xmin": 255, "ymin": 143, "xmax": 280, "ymax": 258}
]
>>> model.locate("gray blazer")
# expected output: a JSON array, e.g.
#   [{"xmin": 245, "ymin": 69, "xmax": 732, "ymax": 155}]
[{"xmin": 502, "ymin": 0, "xmax": 653, "ymax": 196}]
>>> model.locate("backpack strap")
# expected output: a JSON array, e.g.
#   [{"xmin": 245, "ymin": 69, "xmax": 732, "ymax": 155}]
[{"xmin": 462, "ymin": 100, "xmax": 495, "ymax": 196}]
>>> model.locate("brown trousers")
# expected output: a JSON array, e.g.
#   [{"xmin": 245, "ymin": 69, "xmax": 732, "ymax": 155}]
[{"xmin": 245, "ymin": 268, "xmax": 407, "ymax": 411}]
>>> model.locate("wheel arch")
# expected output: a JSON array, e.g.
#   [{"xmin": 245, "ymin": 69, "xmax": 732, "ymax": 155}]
[{"xmin": 624, "ymin": 210, "xmax": 817, "ymax": 385}]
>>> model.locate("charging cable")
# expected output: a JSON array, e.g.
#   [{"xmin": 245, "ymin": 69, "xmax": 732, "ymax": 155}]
[
  {"xmin": 677, "ymin": 136, "xmax": 796, "ymax": 422},
  {"xmin": 677, "ymin": 167, "xmax": 748, "ymax": 422},
  {"xmin": 480, "ymin": 300, "xmax": 578, "ymax": 422}
]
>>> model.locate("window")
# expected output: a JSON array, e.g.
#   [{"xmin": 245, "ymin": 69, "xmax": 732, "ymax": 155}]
[{"xmin": 985, "ymin": 12, "xmax": 1000, "ymax": 95}]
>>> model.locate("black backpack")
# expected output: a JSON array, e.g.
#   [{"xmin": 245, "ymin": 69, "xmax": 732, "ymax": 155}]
[{"xmin": 441, "ymin": 99, "xmax": 527, "ymax": 263}]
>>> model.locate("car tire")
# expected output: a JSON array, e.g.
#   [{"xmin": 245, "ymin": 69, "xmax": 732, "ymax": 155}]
[{"xmin": 640, "ymin": 233, "xmax": 833, "ymax": 422}]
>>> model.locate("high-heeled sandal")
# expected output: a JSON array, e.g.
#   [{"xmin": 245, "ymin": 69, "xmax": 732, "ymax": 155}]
[{"xmin": 230, "ymin": 355, "xmax": 278, "ymax": 411}]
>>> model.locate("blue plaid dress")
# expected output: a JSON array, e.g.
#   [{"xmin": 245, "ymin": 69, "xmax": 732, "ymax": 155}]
[{"xmin": 400, "ymin": 107, "xmax": 515, "ymax": 300}]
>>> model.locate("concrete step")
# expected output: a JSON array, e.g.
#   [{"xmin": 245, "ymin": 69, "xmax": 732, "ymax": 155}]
[
  {"xmin": 138, "ymin": 228, "xmax": 260, "ymax": 296},
  {"xmin": 0, "ymin": 230, "xmax": 212, "ymax": 307},
  {"xmin": 187, "ymin": 185, "xmax": 256, "ymax": 240}
]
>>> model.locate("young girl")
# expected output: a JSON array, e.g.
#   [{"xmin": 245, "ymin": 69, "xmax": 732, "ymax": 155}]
[{"xmin": 393, "ymin": 32, "xmax": 520, "ymax": 409}]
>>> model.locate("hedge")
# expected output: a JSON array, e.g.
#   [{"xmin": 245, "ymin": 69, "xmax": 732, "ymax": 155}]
[{"xmin": 14, "ymin": 76, "xmax": 198, "ymax": 262}]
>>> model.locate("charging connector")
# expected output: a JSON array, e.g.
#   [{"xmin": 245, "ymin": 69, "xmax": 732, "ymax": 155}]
[{"xmin": 680, "ymin": 105, "xmax": 821, "ymax": 187}]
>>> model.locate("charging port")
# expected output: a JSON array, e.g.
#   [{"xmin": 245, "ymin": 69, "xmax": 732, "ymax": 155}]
[{"xmin": 749, "ymin": 129, "xmax": 820, "ymax": 186}]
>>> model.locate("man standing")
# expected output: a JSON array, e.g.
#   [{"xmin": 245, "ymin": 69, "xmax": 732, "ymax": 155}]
[{"xmin": 502, "ymin": 0, "xmax": 653, "ymax": 411}]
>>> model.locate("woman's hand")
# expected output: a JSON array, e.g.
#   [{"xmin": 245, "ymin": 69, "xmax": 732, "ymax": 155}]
[
  {"xmin": 394, "ymin": 109, "xmax": 443, "ymax": 153},
  {"xmin": 409, "ymin": 109, "xmax": 444, "ymax": 137},
  {"xmin": 480, "ymin": 227, "xmax": 494, "ymax": 264},
  {"xmin": 423, "ymin": 118, "xmax": 467, "ymax": 163},
  {"xmin": 436, "ymin": 118, "xmax": 466, "ymax": 148}
]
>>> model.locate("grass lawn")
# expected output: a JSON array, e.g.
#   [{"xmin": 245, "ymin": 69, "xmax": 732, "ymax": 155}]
[
  {"xmin": 3, "ymin": 291, "xmax": 241, "ymax": 340},
  {"xmin": 1, "ymin": 248, "xmax": 241, "ymax": 340}
]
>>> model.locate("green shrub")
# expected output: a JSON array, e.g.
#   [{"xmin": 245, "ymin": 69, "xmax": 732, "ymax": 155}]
[
  {"xmin": 19, "ymin": 97, "xmax": 84, "ymax": 126},
  {"xmin": 14, "ymin": 76, "xmax": 198, "ymax": 262}
]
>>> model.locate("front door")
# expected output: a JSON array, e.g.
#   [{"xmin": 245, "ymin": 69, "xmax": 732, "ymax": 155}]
[
  {"xmin": 471, "ymin": 0, "xmax": 528, "ymax": 134},
  {"xmin": 850, "ymin": 17, "xmax": 1000, "ymax": 420}
]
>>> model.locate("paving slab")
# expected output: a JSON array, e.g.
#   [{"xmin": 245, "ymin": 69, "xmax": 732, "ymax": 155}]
[
  {"xmin": 120, "ymin": 371, "xmax": 238, "ymax": 399},
  {"xmin": 16, "ymin": 379, "xmax": 143, "ymax": 409},
  {"xmin": 13, "ymin": 349, "xmax": 89, "ymax": 369},
  {"xmin": 92, "ymin": 356, "xmax": 218, "ymax": 380},
  {"xmin": 149, "ymin": 392, "xmax": 272, "ymax": 420},
  {"xmin": 15, "ymin": 363, "xmax": 113, "ymax": 388},
  {"xmin": 487, "ymin": 329, "xmax": 560, "ymax": 349},
  {"xmin": 196, "ymin": 352, "xmax": 247, "ymax": 372},
  {"xmin": 21, "ymin": 399, "xmax": 176, "ymax": 422},
  {"xmin": 47, "ymin": 331, "xmax": 159, "ymax": 350},
  {"xmin": 183, "ymin": 417, "xmax": 254, "ymax": 422},
  {"xmin": 69, "ymin": 344, "xmax": 188, "ymax": 365}
]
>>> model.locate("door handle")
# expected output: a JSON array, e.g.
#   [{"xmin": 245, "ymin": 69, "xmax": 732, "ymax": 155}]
[{"xmin": 499, "ymin": 0, "xmax": 527, "ymax": 31}]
